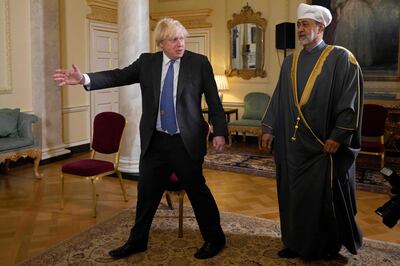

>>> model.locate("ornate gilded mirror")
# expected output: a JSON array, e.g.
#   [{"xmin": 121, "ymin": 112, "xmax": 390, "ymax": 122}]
[{"xmin": 226, "ymin": 4, "xmax": 267, "ymax": 80}]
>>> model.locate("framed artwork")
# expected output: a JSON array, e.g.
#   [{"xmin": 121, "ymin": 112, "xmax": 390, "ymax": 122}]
[
  {"xmin": 311, "ymin": 0, "xmax": 400, "ymax": 81},
  {"xmin": 0, "ymin": 0, "xmax": 11, "ymax": 93}
]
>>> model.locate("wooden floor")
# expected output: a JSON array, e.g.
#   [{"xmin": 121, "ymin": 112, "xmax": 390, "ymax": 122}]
[{"xmin": 1, "ymin": 143, "xmax": 400, "ymax": 265}]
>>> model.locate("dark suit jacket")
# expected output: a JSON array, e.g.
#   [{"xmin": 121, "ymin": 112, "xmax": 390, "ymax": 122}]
[{"xmin": 86, "ymin": 50, "xmax": 228, "ymax": 161}]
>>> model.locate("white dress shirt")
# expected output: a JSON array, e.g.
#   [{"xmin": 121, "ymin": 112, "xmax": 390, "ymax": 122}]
[{"xmin": 156, "ymin": 53, "xmax": 181, "ymax": 133}]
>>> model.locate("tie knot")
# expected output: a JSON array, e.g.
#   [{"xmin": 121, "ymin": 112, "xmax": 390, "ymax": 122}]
[{"xmin": 169, "ymin": 60, "xmax": 175, "ymax": 66}]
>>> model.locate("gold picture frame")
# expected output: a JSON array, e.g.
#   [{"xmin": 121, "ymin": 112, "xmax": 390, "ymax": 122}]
[{"xmin": 0, "ymin": 0, "xmax": 12, "ymax": 94}]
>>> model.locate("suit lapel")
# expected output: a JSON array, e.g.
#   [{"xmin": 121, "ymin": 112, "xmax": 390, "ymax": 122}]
[
  {"xmin": 177, "ymin": 51, "xmax": 190, "ymax": 100},
  {"xmin": 152, "ymin": 52, "xmax": 163, "ymax": 105}
]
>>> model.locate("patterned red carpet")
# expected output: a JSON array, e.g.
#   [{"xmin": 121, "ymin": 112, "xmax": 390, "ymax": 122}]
[
  {"xmin": 204, "ymin": 152, "xmax": 400, "ymax": 194},
  {"xmin": 18, "ymin": 206, "xmax": 400, "ymax": 265}
]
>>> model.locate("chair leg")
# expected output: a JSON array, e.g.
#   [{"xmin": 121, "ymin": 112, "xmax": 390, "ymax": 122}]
[
  {"xmin": 165, "ymin": 192, "xmax": 174, "ymax": 210},
  {"xmin": 91, "ymin": 179, "xmax": 97, "ymax": 218},
  {"xmin": 227, "ymin": 131, "xmax": 232, "ymax": 147},
  {"xmin": 117, "ymin": 171, "xmax": 128, "ymax": 202},
  {"xmin": 257, "ymin": 134, "xmax": 262, "ymax": 150},
  {"xmin": 1, "ymin": 159, "xmax": 10, "ymax": 174},
  {"xmin": 381, "ymin": 153, "xmax": 385, "ymax": 168},
  {"xmin": 178, "ymin": 191, "xmax": 185, "ymax": 238},
  {"xmin": 33, "ymin": 148, "xmax": 42, "ymax": 178},
  {"xmin": 60, "ymin": 173, "xmax": 64, "ymax": 210}
]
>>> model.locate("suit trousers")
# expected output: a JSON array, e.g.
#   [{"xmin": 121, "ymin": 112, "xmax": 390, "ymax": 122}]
[{"xmin": 128, "ymin": 131, "xmax": 225, "ymax": 246}]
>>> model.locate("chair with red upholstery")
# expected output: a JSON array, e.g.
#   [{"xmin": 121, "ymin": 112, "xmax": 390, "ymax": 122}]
[
  {"xmin": 164, "ymin": 119, "xmax": 211, "ymax": 238},
  {"xmin": 360, "ymin": 104, "xmax": 388, "ymax": 168},
  {"xmin": 60, "ymin": 112, "xmax": 128, "ymax": 217}
]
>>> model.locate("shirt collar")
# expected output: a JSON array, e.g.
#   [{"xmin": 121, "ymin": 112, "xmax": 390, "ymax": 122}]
[
  {"xmin": 162, "ymin": 53, "xmax": 181, "ymax": 65},
  {"xmin": 305, "ymin": 40, "xmax": 326, "ymax": 54}
]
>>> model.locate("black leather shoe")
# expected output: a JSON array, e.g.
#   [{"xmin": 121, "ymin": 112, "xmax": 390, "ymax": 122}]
[
  {"xmin": 108, "ymin": 242, "xmax": 147, "ymax": 259},
  {"xmin": 277, "ymin": 248, "xmax": 299, "ymax": 258},
  {"xmin": 194, "ymin": 239, "xmax": 226, "ymax": 259}
]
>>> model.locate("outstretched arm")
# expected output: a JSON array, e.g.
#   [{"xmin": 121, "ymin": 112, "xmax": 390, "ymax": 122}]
[{"xmin": 53, "ymin": 64, "xmax": 84, "ymax": 86}]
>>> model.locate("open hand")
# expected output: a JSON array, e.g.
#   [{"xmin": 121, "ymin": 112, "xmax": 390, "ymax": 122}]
[
  {"xmin": 213, "ymin": 136, "xmax": 225, "ymax": 153},
  {"xmin": 261, "ymin": 133, "xmax": 274, "ymax": 153},
  {"xmin": 53, "ymin": 64, "xmax": 84, "ymax": 86},
  {"xmin": 324, "ymin": 139, "xmax": 340, "ymax": 154}
]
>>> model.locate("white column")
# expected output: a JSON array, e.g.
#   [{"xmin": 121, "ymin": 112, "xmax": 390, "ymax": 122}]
[
  {"xmin": 31, "ymin": 0, "xmax": 70, "ymax": 160},
  {"xmin": 117, "ymin": 0, "xmax": 149, "ymax": 174}
]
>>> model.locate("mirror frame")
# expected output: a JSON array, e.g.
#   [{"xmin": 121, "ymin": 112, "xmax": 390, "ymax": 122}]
[{"xmin": 226, "ymin": 5, "xmax": 267, "ymax": 80}]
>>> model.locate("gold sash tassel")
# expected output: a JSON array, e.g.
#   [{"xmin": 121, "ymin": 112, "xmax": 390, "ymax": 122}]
[
  {"xmin": 290, "ymin": 45, "xmax": 334, "ymax": 146},
  {"xmin": 291, "ymin": 116, "xmax": 301, "ymax": 142}
]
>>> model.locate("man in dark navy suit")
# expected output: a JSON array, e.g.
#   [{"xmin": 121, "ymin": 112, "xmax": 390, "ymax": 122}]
[{"xmin": 53, "ymin": 18, "xmax": 227, "ymax": 260}]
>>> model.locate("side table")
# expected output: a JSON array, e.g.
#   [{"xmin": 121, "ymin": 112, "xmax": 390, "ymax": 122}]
[{"xmin": 201, "ymin": 108, "xmax": 238, "ymax": 123}]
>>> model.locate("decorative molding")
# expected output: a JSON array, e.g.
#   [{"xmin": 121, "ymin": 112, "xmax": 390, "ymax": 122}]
[
  {"xmin": 62, "ymin": 105, "xmax": 91, "ymax": 147},
  {"xmin": 118, "ymin": 156, "xmax": 140, "ymax": 174},
  {"xmin": 187, "ymin": 28, "xmax": 210, "ymax": 57},
  {"xmin": 62, "ymin": 105, "xmax": 90, "ymax": 114},
  {"xmin": 228, "ymin": 5, "xmax": 267, "ymax": 28},
  {"xmin": 150, "ymin": 9, "xmax": 212, "ymax": 29},
  {"xmin": 40, "ymin": 145, "xmax": 71, "ymax": 160},
  {"xmin": 86, "ymin": 0, "xmax": 117, "ymax": 24},
  {"xmin": 0, "ymin": 0, "xmax": 12, "ymax": 94},
  {"xmin": 64, "ymin": 140, "xmax": 90, "ymax": 148}
]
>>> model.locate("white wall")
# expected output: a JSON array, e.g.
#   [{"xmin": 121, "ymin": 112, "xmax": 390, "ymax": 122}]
[{"xmin": 0, "ymin": 0, "xmax": 32, "ymax": 111}]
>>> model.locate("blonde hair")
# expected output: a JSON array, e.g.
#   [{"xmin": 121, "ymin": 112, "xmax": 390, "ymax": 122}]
[{"xmin": 154, "ymin": 17, "xmax": 188, "ymax": 47}]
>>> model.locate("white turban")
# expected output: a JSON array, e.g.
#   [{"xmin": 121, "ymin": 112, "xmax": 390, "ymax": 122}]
[{"xmin": 297, "ymin": 3, "xmax": 332, "ymax": 27}]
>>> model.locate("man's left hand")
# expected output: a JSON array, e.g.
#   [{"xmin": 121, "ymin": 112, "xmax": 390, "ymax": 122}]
[
  {"xmin": 213, "ymin": 136, "xmax": 225, "ymax": 153},
  {"xmin": 324, "ymin": 139, "xmax": 340, "ymax": 154}
]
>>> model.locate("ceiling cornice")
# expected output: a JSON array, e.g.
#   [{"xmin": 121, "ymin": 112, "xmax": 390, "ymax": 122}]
[
  {"xmin": 86, "ymin": 0, "xmax": 118, "ymax": 24},
  {"xmin": 150, "ymin": 9, "xmax": 212, "ymax": 29}
]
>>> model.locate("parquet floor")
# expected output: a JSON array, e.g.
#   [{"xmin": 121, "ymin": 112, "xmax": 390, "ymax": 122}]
[{"xmin": 1, "ymin": 142, "xmax": 400, "ymax": 265}]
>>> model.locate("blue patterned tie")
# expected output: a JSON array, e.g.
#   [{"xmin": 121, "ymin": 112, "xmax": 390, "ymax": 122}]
[{"xmin": 160, "ymin": 60, "xmax": 177, "ymax": 135}]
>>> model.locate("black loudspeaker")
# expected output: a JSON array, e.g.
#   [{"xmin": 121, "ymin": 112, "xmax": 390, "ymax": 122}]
[{"xmin": 275, "ymin": 22, "xmax": 295, "ymax": 49}]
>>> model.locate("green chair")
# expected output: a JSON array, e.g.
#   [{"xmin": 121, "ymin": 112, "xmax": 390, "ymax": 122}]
[{"xmin": 227, "ymin": 92, "xmax": 270, "ymax": 149}]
